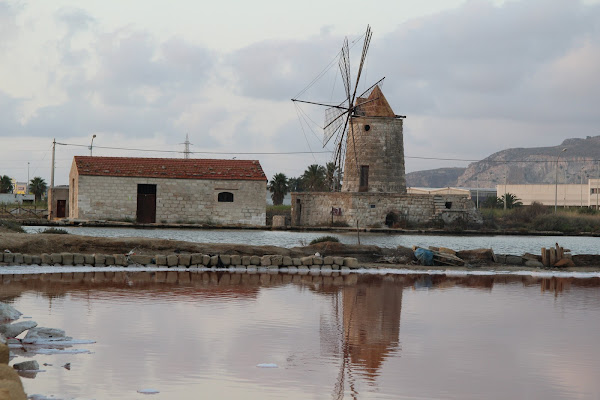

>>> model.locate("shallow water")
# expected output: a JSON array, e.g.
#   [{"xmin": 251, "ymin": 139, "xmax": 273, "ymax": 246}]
[
  {"xmin": 23, "ymin": 226, "xmax": 600, "ymax": 255},
  {"xmin": 3, "ymin": 271, "xmax": 600, "ymax": 399}
]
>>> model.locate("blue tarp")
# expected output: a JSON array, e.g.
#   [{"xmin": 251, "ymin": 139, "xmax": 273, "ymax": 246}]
[{"xmin": 414, "ymin": 248, "xmax": 434, "ymax": 266}]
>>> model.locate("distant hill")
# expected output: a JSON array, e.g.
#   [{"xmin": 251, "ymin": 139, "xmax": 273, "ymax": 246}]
[
  {"xmin": 407, "ymin": 136, "xmax": 600, "ymax": 188},
  {"xmin": 406, "ymin": 167, "xmax": 465, "ymax": 188}
]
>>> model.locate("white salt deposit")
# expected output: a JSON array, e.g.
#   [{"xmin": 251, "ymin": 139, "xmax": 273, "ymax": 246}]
[
  {"xmin": 137, "ymin": 389, "xmax": 160, "ymax": 394},
  {"xmin": 256, "ymin": 363, "xmax": 278, "ymax": 368}
]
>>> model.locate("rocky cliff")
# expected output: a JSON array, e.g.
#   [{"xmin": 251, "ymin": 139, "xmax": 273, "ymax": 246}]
[
  {"xmin": 406, "ymin": 167, "xmax": 465, "ymax": 188},
  {"xmin": 408, "ymin": 136, "xmax": 600, "ymax": 188}
]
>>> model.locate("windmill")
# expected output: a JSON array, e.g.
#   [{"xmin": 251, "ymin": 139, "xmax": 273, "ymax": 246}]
[{"xmin": 292, "ymin": 25, "xmax": 385, "ymax": 189}]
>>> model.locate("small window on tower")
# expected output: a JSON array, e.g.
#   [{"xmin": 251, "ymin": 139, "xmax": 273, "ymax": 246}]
[{"xmin": 364, "ymin": 124, "xmax": 371, "ymax": 131}]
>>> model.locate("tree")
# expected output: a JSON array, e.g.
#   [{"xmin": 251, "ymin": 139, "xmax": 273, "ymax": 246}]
[
  {"xmin": 268, "ymin": 173, "xmax": 289, "ymax": 205},
  {"xmin": 301, "ymin": 164, "xmax": 327, "ymax": 191},
  {"xmin": 501, "ymin": 192, "xmax": 523, "ymax": 209},
  {"xmin": 482, "ymin": 195, "xmax": 503, "ymax": 209},
  {"xmin": 0, "ymin": 175, "xmax": 12, "ymax": 193},
  {"xmin": 288, "ymin": 177, "xmax": 304, "ymax": 192},
  {"xmin": 29, "ymin": 177, "xmax": 47, "ymax": 202}
]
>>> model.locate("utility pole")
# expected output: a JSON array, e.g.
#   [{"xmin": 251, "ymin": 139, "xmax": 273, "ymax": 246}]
[
  {"xmin": 51, "ymin": 139, "xmax": 55, "ymax": 189},
  {"xmin": 554, "ymin": 148, "xmax": 567, "ymax": 213},
  {"xmin": 27, "ymin": 162, "xmax": 30, "ymax": 194}
]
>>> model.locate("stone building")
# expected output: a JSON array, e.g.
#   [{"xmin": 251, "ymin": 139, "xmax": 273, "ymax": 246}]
[
  {"xmin": 48, "ymin": 185, "xmax": 69, "ymax": 219},
  {"xmin": 292, "ymin": 87, "xmax": 481, "ymax": 228},
  {"xmin": 69, "ymin": 156, "xmax": 267, "ymax": 225}
]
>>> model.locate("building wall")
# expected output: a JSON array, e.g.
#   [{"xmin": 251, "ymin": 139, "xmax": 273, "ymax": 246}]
[
  {"xmin": 497, "ymin": 181, "xmax": 600, "ymax": 208},
  {"xmin": 48, "ymin": 187, "xmax": 69, "ymax": 219},
  {"xmin": 69, "ymin": 169, "xmax": 266, "ymax": 225},
  {"xmin": 291, "ymin": 192, "xmax": 481, "ymax": 227},
  {"xmin": 343, "ymin": 117, "xmax": 406, "ymax": 194},
  {"xmin": 0, "ymin": 193, "xmax": 35, "ymax": 204}
]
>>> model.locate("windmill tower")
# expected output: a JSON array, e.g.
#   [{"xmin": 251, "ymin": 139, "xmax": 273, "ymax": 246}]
[
  {"xmin": 342, "ymin": 86, "xmax": 406, "ymax": 193},
  {"xmin": 292, "ymin": 26, "xmax": 407, "ymax": 195}
]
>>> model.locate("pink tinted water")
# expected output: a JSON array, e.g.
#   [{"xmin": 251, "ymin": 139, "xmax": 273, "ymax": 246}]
[{"xmin": 3, "ymin": 272, "xmax": 600, "ymax": 399}]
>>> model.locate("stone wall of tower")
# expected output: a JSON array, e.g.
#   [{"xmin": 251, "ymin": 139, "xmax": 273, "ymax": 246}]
[{"xmin": 342, "ymin": 116, "xmax": 406, "ymax": 194}]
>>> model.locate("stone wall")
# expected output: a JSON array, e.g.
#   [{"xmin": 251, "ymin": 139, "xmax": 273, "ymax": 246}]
[
  {"xmin": 291, "ymin": 192, "xmax": 482, "ymax": 227},
  {"xmin": 69, "ymin": 167, "xmax": 266, "ymax": 225},
  {"xmin": 343, "ymin": 116, "xmax": 406, "ymax": 193},
  {"xmin": 48, "ymin": 187, "xmax": 69, "ymax": 220}
]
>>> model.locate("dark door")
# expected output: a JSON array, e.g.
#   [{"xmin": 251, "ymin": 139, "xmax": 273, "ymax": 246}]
[
  {"xmin": 137, "ymin": 184, "xmax": 157, "ymax": 223},
  {"xmin": 56, "ymin": 200, "xmax": 66, "ymax": 218}
]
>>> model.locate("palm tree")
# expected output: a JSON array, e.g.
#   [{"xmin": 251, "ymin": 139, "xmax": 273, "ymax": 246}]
[
  {"xmin": 302, "ymin": 164, "xmax": 326, "ymax": 191},
  {"xmin": 288, "ymin": 177, "xmax": 304, "ymax": 192},
  {"xmin": 501, "ymin": 193, "xmax": 523, "ymax": 209},
  {"xmin": 0, "ymin": 175, "xmax": 12, "ymax": 193},
  {"xmin": 268, "ymin": 173, "xmax": 289, "ymax": 205},
  {"xmin": 29, "ymin": 177, "xmax": 47, "ymax": 202}
]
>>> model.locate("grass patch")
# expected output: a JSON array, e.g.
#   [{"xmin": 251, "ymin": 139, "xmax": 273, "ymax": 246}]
[
  {"xmin": 267, "ymin": 204, "xmax": 291, "ymax": 212},
  {"xmin": 310, "ymin": 235, "xmax": 340, "ymax": 245},
  {"xmin": 0, "ymin": 219, "xmax": 25, "ymax": 233},
  {"xmin": 41, "ymin": 227, "xmax": 69, "ymax": 234}
]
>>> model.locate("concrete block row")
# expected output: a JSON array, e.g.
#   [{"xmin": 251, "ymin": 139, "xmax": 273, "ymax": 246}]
[{"xmin": 0, "ymin": 252, "xmax": 361, "ymax": 269}]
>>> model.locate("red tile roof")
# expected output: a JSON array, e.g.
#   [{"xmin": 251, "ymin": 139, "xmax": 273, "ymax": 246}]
[{"xmin": 73, "ymin": 156, "xmax": 267, "ymax": 181}]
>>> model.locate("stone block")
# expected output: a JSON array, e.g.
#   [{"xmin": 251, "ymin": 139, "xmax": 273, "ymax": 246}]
[
  {"xmin": 525, "ymin": 260, "xmax": 544, "ymax": 268},
  {"xmin": 250, "ymin": 256, "xmax": 261, "ymax": 265},
  {"xmin": 191, "ymin": 253, "xmax": 203, "ymax": 265},
  {"xmin": 230, "ymin": 255, "xmax": 241, "ymax": 266},
  {"xmin": 323, "ymin": 256, "xmax": 334, "ymax": 265},
  {"xmin": 31, "ymin": 255, "xmax": 41, "ymax": 265},
  {"xmin": 270, "ymin": 255, "xmax": 283, "ymax": 266},
  {"xmin": 179, "ymin": 254, "xmax": 191, "ymax": 267},
  {"xmin": 13, "ymin": 253, "xmax": 23, "ymax": 264},
  {"xmin": 155, "ymin": 255, "xmax": 167, "ymax": 266},
  {"xmin": 23, "ymin": 254, "xmax": 32, "ymax": 265},
  {"xmin": 343, "ymin": 258, "xmax": 359, "ymax": 268},
  {"xmin": 61, "ymin": 253, "xmax": 74, "ymax": 266},
  {"xmin": 301, "ymin": 256, "xmax": 313, "ymax": 266},
  {"xmin": 312, "ymin": 256, "xmax": 323, "ymax": 265},
  {"xmin": 84, "ymin": 254, "xmax": 95, "ymax": 265},
  {"xmin": 113, "ymin": 254, "xmax": 127, "ymax": 266},
  {"xmin": 282, "ymin": 256, "xmax": 292, "ymax": 266},
  {"xmin": 210, "ymin": 255, "xmax": 220, "ymax": 266},
  {"xmin": 260, "ymin": 255, "xmax": 271, "ymax": 266},
  {"xmin": 167, "ymin": 255, "xmax": 179, "ymax": 267},
  {"xmin": 292, "ymin": 258, "xmax": 302, "ymax": 266},
  {"xmin": 554, "ymin": 258, "xmax": 576, "ymax": 268},
  {"xmin": 241, "ymin": 256, "xmax": 251, "ymax": 266},
  {"xmin": 95, "ymin": 254, "xmax": 106, "ymax": 266},
  {"xmin": 333, "ymin": 257, "xmax": 344, "ymax": 266},
  {"xmin": 3, "ymin": 253, "xmax": 14, "ymax": 263},
  {"xmin": 202, "ymin": 255, "xmax": 211, "ymax": 266},
  {"xmin": 272, "ymin": 215, "xmax": 285, "ymax": 227},
  {"xmin": 73, "ymin": 253, "xmax": 85, "ymax": 265},
  {"xmin": 505, "ymin": 255, "xmax": 523, "ymax": 265},
  {"xmin": 129, "ymin": 255, "xmax": 151, "ymax": 265},
  {"xmin": 220, "ymin": 255, "xmax": 230, "ymax": 266},
  {"xmin": 332, "ymin": 264, "xmax": 340, "ymax": 270},
  {"xmin": 51, "ymin": 253, "xmax": 62, "ymax": 264},
  {"xmin": 105, "ymin": 255, "xmax": 116, "ymax": 266}
]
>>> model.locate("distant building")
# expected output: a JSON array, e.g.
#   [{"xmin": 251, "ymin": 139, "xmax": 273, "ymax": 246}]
[
  {"xmin": 69, "ymin": 156, "xmax": 267, "ymax": 225},
  {"xmin": 0, "ymin": 193, "xmax": 35, "ymax": 205},
  {"xmin": 497, "ymin": 179, "xmax": 600, "ymax": 208}
]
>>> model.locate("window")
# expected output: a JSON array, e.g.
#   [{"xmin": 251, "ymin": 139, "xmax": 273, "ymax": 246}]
[
  {"xmin": 359, "ymin": 165, "xmax": 369, "ymax": 192},
  {"xmin": 218, "ymin": 192, "xmax": 234, "ymax": 202}
]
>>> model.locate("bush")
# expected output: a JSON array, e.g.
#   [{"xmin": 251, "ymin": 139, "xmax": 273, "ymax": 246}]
[
  {"xmin": 578, "ymin": 207, "xmax": 598, "ymax": 215},
  {"xmin": 42, "ymin": 227, "xmax": 69, "ymax": 234},
  {"xmin": 309, "ymin": 236, "xmax": 340, "ymax": 245},
  {"xmin": 530, "ymin": 213, "xmax": 600, "ymax": 233},
  {"xmin": 0, "ymin": 220, "xmax": 25, "ymax": 233}
]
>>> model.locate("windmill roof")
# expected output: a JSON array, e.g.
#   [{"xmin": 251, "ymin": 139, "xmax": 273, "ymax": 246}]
[
  {"xmin": 355, "ymin": 85, "xmax": 396, "ymax": 118},
  {"xmin": 73, "ymin": 156, "xmax": 267, "ymax": 181}
]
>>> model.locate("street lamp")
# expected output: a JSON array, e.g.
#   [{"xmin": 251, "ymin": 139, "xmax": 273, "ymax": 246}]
[
  {"xmin": 554, "ymin": 148, "xmax": 567, "ymax": 213},
  {"xmin": 89, "ymin": 134, "xmax": 97, "ymax": 156}
]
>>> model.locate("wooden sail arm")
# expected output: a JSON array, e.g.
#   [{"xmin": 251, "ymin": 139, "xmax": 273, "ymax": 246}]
[{"xmin": 290, "ymin": 98, "xmax": 348, "ymax": 110}]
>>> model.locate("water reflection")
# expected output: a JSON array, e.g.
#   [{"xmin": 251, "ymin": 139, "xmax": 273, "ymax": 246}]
[{"xmin": 3, "ymin": 272, "xmax": 600, "ymax": 399}]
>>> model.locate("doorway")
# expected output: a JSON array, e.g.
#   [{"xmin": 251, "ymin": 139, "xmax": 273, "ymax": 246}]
[
  {"xmin": 137, "ymin": 184, "xmax": 157, "ymax": 223},
  {"xmin": 56, "ymin": 200, "xmax": 66, "ymax": 218}
]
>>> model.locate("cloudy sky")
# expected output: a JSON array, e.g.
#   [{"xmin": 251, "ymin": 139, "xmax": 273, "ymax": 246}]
[{"xmin": 1, "ymin": 0, "xmax": 599, "ymax": 185}]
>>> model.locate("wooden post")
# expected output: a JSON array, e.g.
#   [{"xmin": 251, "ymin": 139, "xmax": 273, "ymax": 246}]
[
  {"xmin": 549, "ymin": 248, "xmax": 556, "ymax": 266},
  {"xmin": 541, "ymin": 247, "xmax": 547, "ymax": 267}
]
